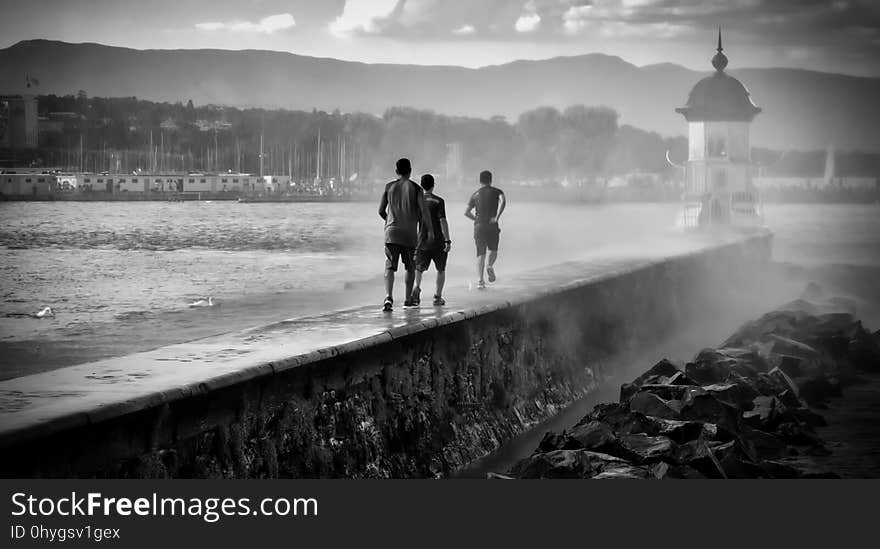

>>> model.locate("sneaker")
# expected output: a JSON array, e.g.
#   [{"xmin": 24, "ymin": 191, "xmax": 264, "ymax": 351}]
[
  {"xmin": 433, "ymin": 295, "xmax": 445, "ymax": 306},
  {"xmin": 410, "ymin": 287, "xmax": 421, "ymax": 307},
  {"xmin": 382, "ymin": 297, "xmax": 393, "ymax": 312},
  {"xmin": 403, "ymin": 298, "xmax": 415, "ymax": 307},
  {"xmin": 477, "ymin": 280, "xmax": 486, "ymax": 290},
  {"xmin": 487, "ymin": 266, "xmax": 496, "ymax": 283}
]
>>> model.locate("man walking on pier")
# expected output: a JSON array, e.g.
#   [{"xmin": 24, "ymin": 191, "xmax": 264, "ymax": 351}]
[
  {"xmin": 378, "ymin": 158, "xmax": 434, "ymax": 312},
  {"xmin": 412, "ymin": 174, "xmax": 452, "ymax": 307},
  {"xmin": 465, "ymin": 170, "xmax": 506, "ymax": 289}
]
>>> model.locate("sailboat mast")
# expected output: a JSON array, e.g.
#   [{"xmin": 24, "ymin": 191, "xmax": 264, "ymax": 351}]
[{"xmin": 315, "ymin": 127, "xmax": 321, "ymax": 181}]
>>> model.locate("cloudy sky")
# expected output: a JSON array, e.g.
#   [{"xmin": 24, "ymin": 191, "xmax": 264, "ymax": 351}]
[{"xmin": 2, "ymin": 0, "xmax": 879, "ymax": 76}]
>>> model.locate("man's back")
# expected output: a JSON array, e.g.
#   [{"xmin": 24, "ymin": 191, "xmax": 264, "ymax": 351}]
[
  {"xmin": 418, "ymin": 193, "xmax": 446, "ymax": 250},
  {"xmin": 383, "ymin": 178, "xmax": 424, "ymax": 248},
  {"xmin": 469, "ymin": 185, "xmax": 504, "ymax": 226}
]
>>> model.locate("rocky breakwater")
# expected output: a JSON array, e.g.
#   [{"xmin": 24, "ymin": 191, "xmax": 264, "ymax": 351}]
[{"xmin": 503, "ymin": 289, "xmax": 880, "ymax": 479}]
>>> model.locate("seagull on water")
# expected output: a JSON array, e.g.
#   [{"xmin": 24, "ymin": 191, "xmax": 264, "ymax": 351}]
[
  {"xmin": 34, "ymin": 306, "xmax": 55, "ymax": 318},
  {"xmin": 189, "ymin": 297, "xmax": 214, "ymax": 308}
]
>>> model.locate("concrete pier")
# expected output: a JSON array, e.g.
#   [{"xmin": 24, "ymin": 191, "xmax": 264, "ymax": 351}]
[{"xmin": 0, "ymin": 230, "xmax": 772, "ymax": 478}]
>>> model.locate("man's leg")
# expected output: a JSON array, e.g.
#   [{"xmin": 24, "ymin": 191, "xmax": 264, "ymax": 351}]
[
  {"xmin": 383, "ymin": 244, "xmax": 398, "ymax": 310},
  {"xmin": 384, "ymin": 269, "xmax": 395, "ymax": 300},
  {"xmin": 475, "ymin": 230, "xmax": 487, "ymax": 287},
  {"xmin": 413, "ymin": 269, "xmax": 423, "ymax": 293},
  {"xmin": 435, "ymin": 270, "xmax": 445, "ymax": 297},
  {"xmin": 486, "ymin": 227, "xmax": 500, "ymax": 282},
  {"xmin": 404, "ymin": 269, "xmax": 415, "ymax": 302},
  {"xmin": 487, "ymin": 250, "xmax": 498, "ymax": 269},
  {"xmin": 413, "ymin": 250, "xmax": 425, "ymax": 294},
  {"xmin": 402, "ymin": 248, "xmax": 416, "ymax": 305}
]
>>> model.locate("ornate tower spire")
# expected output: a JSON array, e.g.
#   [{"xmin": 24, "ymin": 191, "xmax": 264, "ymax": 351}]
[{"xmin": 712, "ymin": 27, "xmax": 728, "ymax": 72}]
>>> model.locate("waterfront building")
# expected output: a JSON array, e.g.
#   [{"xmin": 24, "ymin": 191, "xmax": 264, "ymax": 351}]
[
  {"xmin": 0, "ymin": 172, "xmax": 54, "ymax": 196},
  {"xmin": 676, "ymin": 30, "xmax": 762, "ymax": 228},
  {"xmin": 75, "ymin": 172, "xmax": 261, "ymax": 194},
  {"xmin": 0, "ymin": 95, "xmax": 39, "ymax": 149}
]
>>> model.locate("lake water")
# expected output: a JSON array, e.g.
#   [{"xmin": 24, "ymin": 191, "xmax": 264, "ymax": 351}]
[{"xmin": 1, "ymin": 201, "xmax": 879, "ymax": 379}]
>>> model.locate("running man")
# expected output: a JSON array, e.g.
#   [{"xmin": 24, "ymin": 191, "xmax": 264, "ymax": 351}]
[
  {"xmin": 464, "ymin": 170, "xmax": 506, "ymax": 289},
  {"xmin": 412, "ymin": 174, "xmax": 452, "ymax": 306},
  {"xmin": 378, "ymin": 158, "xmax": 433, "ymax": 311}
]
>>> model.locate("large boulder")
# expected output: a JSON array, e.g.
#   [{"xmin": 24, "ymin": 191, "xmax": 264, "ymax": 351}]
[
  {"xmin": 583, "ymin": 403, "xmax": 659, "ymax": 435},
  {"xmin": 627, "ymin": 381, "xmax": 696, "ymax": 402},
  {"xmin": 616, "ymin": 433, "xmax": 677, "ymax": 464},
  {"xmin": 565, "ymin": 421, "xmax": 618, "ymax": 453},
  {"xmin": 649, "ymin": 462, "xmax": 707, "ymax": 479},
  {"xmin": 593, "ymin": 464, "xmax": 650, "ymax": 480},
  {"xmin": 743, "ymin": 395, "xmax": 787, "ymax": 430},
  {"xmin": 702, "ymin": 382, "xmax": 761, "ymax": 411},
  {"xmin": 722, "ymin": 310, "xmax": 812, "ymax": 348},
  {"xmin": 628, "ymin": 392, "xmax": 681, "ymax": 420},
  {"xmin": 592, "ymin": 464, "xmax": 650, "ymax": 479},
  {"xmin": 536, "ymin": 431, "xmax": 568, "ymax": 453},
  {"xmin": 685, "ymin": 348, "xmax": 767, "ymax": 386},
  {"xmin": 768, "ymin": 334, "xmax": 820, "ymax": 360},
  {"xmin": 773, "ymin": 354, "xmax": 826, "ymax": 379},
  {"xmin": 678, "ymin": 391, "xmax": 741, "ymax": 435},
  {"xmin": 619, "ymin": 359, "xmax": 690, "ymax": 402},
  {"xmin": 509, "ymin": 450, "xmax": 627, "ymax": 479},
  {"xmin": 650, "ymin": 418, "xmax": 711, "ymax": 444},
  {"xmin": 673, "ymin": 439, "xmax": 764, "ymax": 479}
]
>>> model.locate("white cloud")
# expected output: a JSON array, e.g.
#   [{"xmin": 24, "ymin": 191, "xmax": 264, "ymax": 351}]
[
  {"xmin": 195, "ymin": 13, "xmax": 296, "ymax": 34},
  {"xmin": 562, "ymin": 5, "xmax": 592, "ymax": 34},
  {"xmin": 329, "ymin": 0, "xmax": 399, "ymax": 36},
  {"xmin": 452, "ymin": 24, "xmax": 476, "ymax": 35},
  {"xmin": 621, "ymin": 0, "xmax": 658, "ymax": 6},
  {"xmin": 598, "ymin": 21, "xmax": 689, "ymax": 39},
  {"xmin": 515, "ymin": 13, "xmax": 541, "ymax": 32}
]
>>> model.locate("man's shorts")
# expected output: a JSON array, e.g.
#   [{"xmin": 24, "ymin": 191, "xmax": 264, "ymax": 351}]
[
  {"xmin": 414, "ymin": 247, "xmax": 448, "ymax": 272},
  {"xmin": 385, "ymin": 243, "xmax": 415, "ymax": 272},
  {"xmin": 474, "ymin": 224, "xmax": 500, "ymax": 256}
]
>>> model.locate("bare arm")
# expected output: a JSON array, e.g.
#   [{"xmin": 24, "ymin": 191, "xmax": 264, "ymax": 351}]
[
  {"xmin": 464, "ymin": 196, "xmax": 476, "ymax": 221},
  {"xmin": 492, "ymin": 192, "xmax": 506, "ymax": 223},
  {"xmin": 440, "ymin": 218, "xmax": 451, "ymax": 252},
  {"xmin": 378, "ymin": 188, "xmax": 388, "ymax": 220}
]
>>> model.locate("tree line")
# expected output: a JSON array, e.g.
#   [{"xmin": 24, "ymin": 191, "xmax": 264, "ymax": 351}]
[
  {"xmin": 34, "ymin": 93, "xmax": 877, "ymax": 183},
  {"xmin": 35, "ymin": 93, "xmax": 687, "ymax": 184}
]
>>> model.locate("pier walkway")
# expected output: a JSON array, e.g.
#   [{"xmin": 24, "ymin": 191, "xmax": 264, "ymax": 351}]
[{"xmin": 0, "ymin": 230, "xmax": 772, "ymax": 477}]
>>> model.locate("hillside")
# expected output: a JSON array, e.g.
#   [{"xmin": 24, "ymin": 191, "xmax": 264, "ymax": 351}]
[{"xmin": 2, "ymin": 39, "xmax": 879, "ymax": 151}]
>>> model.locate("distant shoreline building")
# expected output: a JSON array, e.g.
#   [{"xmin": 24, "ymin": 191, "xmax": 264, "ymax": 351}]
[
  {"xmin": 676, "ymin": 30, "xmax": 763, "ymax": 228},
  {"xmin": 0, "ymin": 94, "xmax": 39, "ymax": 149}
]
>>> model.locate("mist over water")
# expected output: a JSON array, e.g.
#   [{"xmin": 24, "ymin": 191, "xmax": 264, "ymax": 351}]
[{"xmin": 1, "ymin": 200, "xmax": 878, "ymax": 379}]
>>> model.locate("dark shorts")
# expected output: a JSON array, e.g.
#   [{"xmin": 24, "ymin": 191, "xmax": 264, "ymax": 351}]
[
  {"xmin": 415, "ymin": 247, "xmax": 448, "ymax": 272},
  {"xmin": 385, "ymin": 243, "xmax": 415, "ymax": 272},
  {"xmin": 474, "ymin": 224, "xmax": 500, "ymax": 256}
]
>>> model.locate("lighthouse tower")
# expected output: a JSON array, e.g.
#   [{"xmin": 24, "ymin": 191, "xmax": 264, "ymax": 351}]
[{"xmin": 676, "ymin": 30, "xmax": 762, "ymax": 228}]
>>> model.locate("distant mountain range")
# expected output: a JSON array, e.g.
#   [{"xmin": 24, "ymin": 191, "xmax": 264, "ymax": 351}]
[{"xmin": 2, "ymin": 39, "xmax": 879, "ymax": 151}]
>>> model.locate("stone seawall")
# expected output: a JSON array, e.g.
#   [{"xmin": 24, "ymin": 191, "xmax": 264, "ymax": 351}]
[{"xmin": 0, "ymin": 232, "xmax": 772, "ymax": 478}]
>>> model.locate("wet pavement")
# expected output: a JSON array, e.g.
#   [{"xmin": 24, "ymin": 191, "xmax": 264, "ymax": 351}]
[{"xmin": 0, "ymin": 231, "xmax": 761, "ymax": 447}]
